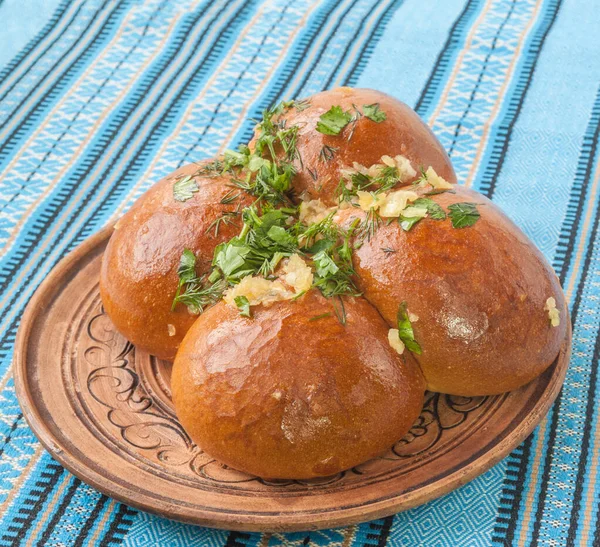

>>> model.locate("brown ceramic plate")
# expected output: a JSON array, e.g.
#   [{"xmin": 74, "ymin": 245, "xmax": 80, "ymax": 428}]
[{"xmin": 13, "ymin": 224, "xmax": 571, "ymax": 532}]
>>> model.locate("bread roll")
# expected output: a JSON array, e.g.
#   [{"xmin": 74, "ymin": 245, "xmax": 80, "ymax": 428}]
[
  {"xmin": 171, "ymin": 291, "xmax": 426, "ymax": 479},
  {"xmin": 260, "ymin": 87, "xmax": 455, "ymax": 205},
  {"xmin": 336, "ymin": 186, "xmax": 566, "ymax": 395},
  {"xmin": 100, "ymin": 163, "xmax": 253, "ymax": 360}
]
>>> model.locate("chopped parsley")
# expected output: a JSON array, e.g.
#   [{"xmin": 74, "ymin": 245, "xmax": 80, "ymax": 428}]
[
  {"xmin": 398, "ymin": 214, "xmax": 423, "ymax": 232},
  {"xmin": 234, "ymin": 295, "xmax": 251, "ymax": 317},
  {"xmin": 363, "ymin": 103, "xmax": 386, "ymax": 123},
  {"xmin": 173, "ymin": 175, "xmax": 199, "ymax": 202},
  {"xmin": 397, "ymin": 301, "xmax": 422, "ymax": 354},
  {"xmin": 412, "ymin": 197, "xmax": 446, "ymax": 220},
  {"xmin": 316, "ymin": 106, "xmax": 353, "ymax": 135},
  {"xmin": 448, "ymin": 202, "xmax": 480, "ymax": 228}
]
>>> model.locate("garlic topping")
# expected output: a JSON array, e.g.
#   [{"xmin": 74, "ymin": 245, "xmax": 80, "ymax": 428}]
[
  {"xmin": 224, "ymin": 254, "xmax": 313, "ymax": 310},
  {"xmin": 544, "ymin": 297, "xmax": 560, "ymax": 327},
  {"xmin": 380, "ymin": 154, "xmax": 417, "ymax": 181},
  {"xmin": 424, "ymin": 167, "xmax": 453, "ymax": 189},
  {"xmin": 357, "ymin": 188, "xmax": 420, "ymax": 218},
  {"xmin": 341, "ymin": 154, "xmax": 416, "ymax": 184},
  {"xmin": 299, "ymin": 199, "xmax": 337, "ymax": 225},
  {"xmin": 388, "ymin": 329, "xmax": 405, "ymax": 354}
]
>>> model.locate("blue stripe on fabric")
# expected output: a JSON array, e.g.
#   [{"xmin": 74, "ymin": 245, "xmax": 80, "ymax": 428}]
[
  {"xmin": 335, "ymin": 0, "xmax": 402, "ymax": 88},
  {"xmin": 0, "ymin": 0, "xmax": 111, "ymax": 128},
  {"xmin": 414, "ymin": 0, "xmax": 483, "ymax": 119},
  {"xmin": 175, "ymin": 0, "xmax": 307, "ymax": 166},
  {"xmin": 122, "ymin": 511, "xmax": 229, "ymax": 547},
  {"xmin": 0, "ymin": 0, "xmax": 131, "ymax": 162},
  {"xmin": 476, "ymin": 0, "xmax": 564, "ymax": 200},
  {"xmin": 0, "ymin": 455, "xmax": 66, "ymax": 547},
  {"xmin": 0, "ymin": 0, "xmax": 65, "ymax": 73},
  {"xmin": 0, "ymin": 0, "xmax": 256, "ymax": 540},
  {"xmin": 230, "ymin": 0, "xmax": 348, "ymax": 147},
  {"xmin": 480, "ymin": 0, "xmax": 600, "ymax": 541},
  {"xmin": 0, "ymin": 0, "xmax": 246, "ymax": 356},
  {"xmin": 0, "ymin": 0, "xmax": 86, "ymax": 108},
  {"xmin": 352, "ymin": 0, "xmax": 470, "ymax": 104},
  {"xmin": 0, "ymin": 0, "xmax": 171, "ymax": 221}
]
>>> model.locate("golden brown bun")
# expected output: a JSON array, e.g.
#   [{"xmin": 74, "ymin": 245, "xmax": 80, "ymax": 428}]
[
  {"xmin": 100, "ymin": 163, "xmax": 253, "ymax": 361},
  {"xmin": 336, "ymin": 186, "xmax": 567, "ymax": 396},
  {"xmin": 268, "ymin": 87, "xmax": 456, "ymax": 205},
  {"xmin": 171, "ymin": 291, "xmax": 426, "ymax": 479}
]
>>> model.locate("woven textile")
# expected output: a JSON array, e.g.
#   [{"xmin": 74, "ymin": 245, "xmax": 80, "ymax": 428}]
[{"xmin": 0, "ymin": 0, "xmax": 599, "ymax": 544}]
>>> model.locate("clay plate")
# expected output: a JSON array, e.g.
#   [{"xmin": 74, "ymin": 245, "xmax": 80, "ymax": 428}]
[{"xmin": 13, "ymin": 224, "xmax": 571, "ymax": 532}]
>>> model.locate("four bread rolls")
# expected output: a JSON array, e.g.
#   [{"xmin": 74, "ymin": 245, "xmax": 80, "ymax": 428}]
[{"xmin": 100, "ymin": 87, "xmax": 567, "ymax": 478}]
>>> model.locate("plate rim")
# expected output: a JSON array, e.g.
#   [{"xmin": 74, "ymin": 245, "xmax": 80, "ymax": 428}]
[{"xmin": 12, "ymin": 225, "xmax": 572, "ymax": 532}]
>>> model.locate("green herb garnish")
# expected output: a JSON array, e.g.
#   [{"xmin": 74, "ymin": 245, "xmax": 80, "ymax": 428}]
[
  {"xmin": 332, "ymin": 296, "xmax": 347, "ymax": 325},
  {"xmin": 206, "ymin": 210, "xmax": 240, "ymax": 237},
  {"xmin": 234, "ymin": 295, "xmax": 251, "ymax": 317},
  {"xmin": 363, "ymin": 103, "xmax": 386, "ymax": 123},
  {"xmin": 397, "ymin": 301, "xmax": 422, "ymax": 354},
  {"xmin": 316, "ymin": 106, "xmax": 352, "ymax": 135},
  {"xmin": 357, "ymin": 207, "xmax": 383, "ymax": 241},
  {"xmin": 173, "ymin": 175, "xmax": 199, "ymax": 202},
  {"xmin": 398, "ymin": 214, "xmax": 423, "ymax": 232},
  {"xmin": 172, "ymin": 249, "xmax": 225, "ymax": 314},
  {"xmin": 424, "ymin": 188, "xmax": 455, "ymax": 196},
  {"xmin": 413, "ymin": 197, "xmax": 446, "ymax": 220},
  {"xmin": 319, "ymin": 144, "xmax": 338, "ymax": 162},
  {"xmin": 309, "ymin": 312, "xmax": 332, "ymax": 322},
  {"xmin": 448, "ymin": 202, "xmax": 480, "ymax": 228},
  {"xmin": 220, "ymin": 190, "xmax": 240, "ymax": 205}
]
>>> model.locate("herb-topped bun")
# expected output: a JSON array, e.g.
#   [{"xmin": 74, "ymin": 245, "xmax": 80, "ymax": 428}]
[
  {"xmin": 171, "ymin": 291, "xmax": 426, "ymax": 479},
  {"xmin": 251, "ymin": 87, "xmax": 456, "ymax": 205},
  {"xmin": 335, "ymin": 185, "xmax": 567, "ymax": 396},
  {"xmin": 100, "ymin": 162, "xmax": 253, "ymax": 361}
]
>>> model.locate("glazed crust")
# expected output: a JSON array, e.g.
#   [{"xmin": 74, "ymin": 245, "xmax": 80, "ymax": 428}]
[
  {"xmin": 171, "ymin": 291, "xmax": 426, "ymax": 479},
  {"xmin": 267, "ymin": 87, "xmax": 456, "ymax": 205},
  {"xmin": 100, "ymin": 163, "xmax": 253, "ymax": 361},
  {"xmin": 336, "ymin": 186, "xmax": 567, "ymax": 396}
]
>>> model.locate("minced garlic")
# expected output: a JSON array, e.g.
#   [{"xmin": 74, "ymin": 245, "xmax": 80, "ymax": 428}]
[
  {"xmin": 356, "ymin": 191, "xmax": 385, "ymax": 211},
  {"xmin": 544, "ymin": 297, "xmax": 560, "ymax": 327},
  {"xmin": 281, "ymin": 253, "xmax": 314, "ymax": 293},
  {"xmin": 167, "ymin": 324, "xmax": 176, "ymax": 337},
  {"xmin": 388, "ymin": 329, "xmax": 405, "ymax": 354},
  {"xmin": 425, "ymin": 167, "xmax": 453, "ymax": 189},
  {"xmin": 223, "ymin": 254, "xmax": 313, "ymax": 311},
  {"xmin": 341, "ymin": 155, "xmax": 417, "ymax": 186},
  {"xmin": 357, "ymin": 188, "xmax": 420, "ymax": 218},
  {"xmin": 380, "ymin": 154, "xmax": 417, "ymax": 182},
  {"xmin": 299, "ymin": 199, "xmax": 337, "ymax": 225},
  {"xmin": 224, "ymin": 276, "xmax": 292, "ymax": 308}
]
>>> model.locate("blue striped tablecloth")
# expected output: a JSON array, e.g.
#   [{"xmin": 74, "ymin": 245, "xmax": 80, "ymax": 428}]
[{"xmin": 0, "ymin": 0, "xmax": 599, "ymax": 545}]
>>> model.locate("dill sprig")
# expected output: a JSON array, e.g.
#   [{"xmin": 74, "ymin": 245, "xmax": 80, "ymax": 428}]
[
  {"xmin": 357, "ymin": 207, "xmax": 383, "ymax": 242},
  {"xmin": 171, "ymin": 249, "xmax": 226, "ymax": 314},
  {"xmin": 220, "ymin": 190, "xmax": 240, "ymax": 205},
  {"xmin": 205, "ymin": 210, "xmax": 240, "ymax": 237},
  {"xmin": 319, "ymin": 144, "xmax": 338, "ymax": 162}
]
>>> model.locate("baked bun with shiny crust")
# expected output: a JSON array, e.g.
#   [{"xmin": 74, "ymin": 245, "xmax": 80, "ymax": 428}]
[
  {"xmin": 171, "ymin": 291, "xmax": 426, "ymax": 479},
  {"xmin": 258, "ymin": 87, "xmax": 455, "ymax": 205},
  {"xmin": 100, "ymin": 163, "xmax": 253, "ymax": 361},
  {"xmin": 336, "ymin": 186, "xmax": 567, "ymax": 396}
]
